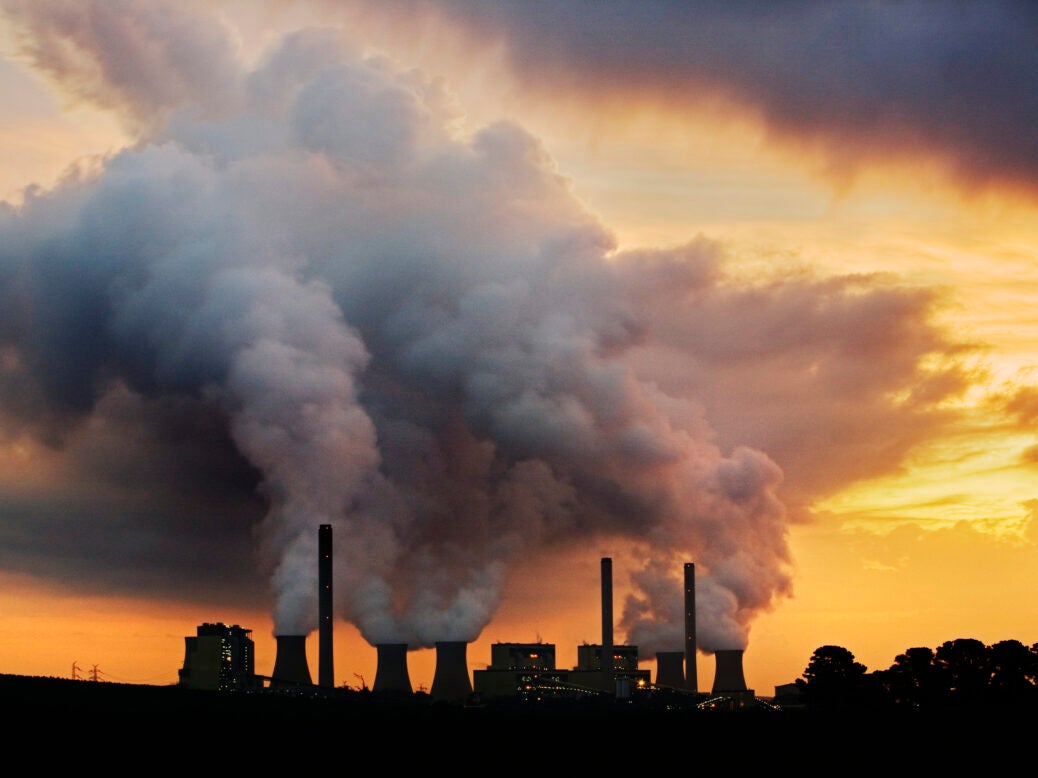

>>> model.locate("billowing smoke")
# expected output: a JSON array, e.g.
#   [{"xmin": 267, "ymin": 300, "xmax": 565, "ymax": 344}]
[{"xmin": 0, "ymin": 2, "xmax": 972, "ymax": 653}]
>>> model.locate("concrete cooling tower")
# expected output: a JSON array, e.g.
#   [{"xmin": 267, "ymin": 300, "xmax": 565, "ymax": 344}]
[
  {"xmin": 373, "ymin": 643, "xmax": 413, "ymax": 694},
  {"xmin": 271, "ymin": 634, "xmax": 313, "ymax": 687},
  {"xmin": 429, "ymin": 641, "xmax": 472, "ymax": 703},
  {"xmin": 655, "ymin": 650, "xmax": 685, "ymax": 689},
  {"xmin": 712, "ymin": 649, "xmax": 748, "ymax": 693}
]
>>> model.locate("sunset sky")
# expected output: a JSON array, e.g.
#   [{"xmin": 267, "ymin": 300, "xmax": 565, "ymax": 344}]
[{"xmin": 1, "ymin": 0, "xmax": 1036, "ymax": 697}]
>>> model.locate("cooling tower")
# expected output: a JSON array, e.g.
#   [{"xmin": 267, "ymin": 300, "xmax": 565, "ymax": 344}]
[
  {"xmin": 655, "ymin": 650, "xmax": 685, "ymax": 689},
  {"xmin": 373, "ymin": 643, "xmax": 413, "ymax": 694},
  {"xmin": 712, "ymin": 649, "xmax": 748, "ymax": 693},
  {"xmin": 601, "ymin": 557, "xmax": 615, "ymax": 694},
  {"xmin": 271, "ymin": 634, "xmax": 313, "ymax": 687},
  {"xmin": 318, "ymin": 523, "xmax": 333, "ymax": 689},
  {"xmin": 684, "ymin": 562, "xmax": 698, "ymax": 693},
  {"xmin": 429, "ymin": 641, "xmax": 472, "ymax": 703}
]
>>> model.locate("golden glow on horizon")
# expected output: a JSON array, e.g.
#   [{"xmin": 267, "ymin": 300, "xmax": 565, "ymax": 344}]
[{"xmin": 815, "ymin": 424, "xmax": 1038, "ymax": 539}]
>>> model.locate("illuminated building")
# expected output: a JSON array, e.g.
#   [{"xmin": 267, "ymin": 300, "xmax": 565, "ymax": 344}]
[
  {"xmin": 569, "ymin": 643, "xmax": 651, "ymax": 696},
  {"xmin": 178, "ymin": 622, "xmax": 256, "ymax": 691},
  {"xmin": 472, "ymin": 641, "xmax": 651, "ymax": 701},
  {"xmin": 473, "ymin": 642, "xmax": 571, "ymax": 701}
]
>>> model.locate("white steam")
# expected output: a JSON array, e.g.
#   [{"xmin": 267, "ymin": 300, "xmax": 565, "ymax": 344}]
[{"xmin": 8, "ymin": 2, "xmax": 980, "ymax": 656}]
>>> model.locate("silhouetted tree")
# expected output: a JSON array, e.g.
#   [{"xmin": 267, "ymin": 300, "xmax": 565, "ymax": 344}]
[
  {"xmin": 875, "ymin": 646, "xmax": 941, "ymax": 709},
  {"xmin": 795, "ymin": 645, "xmax": 882, "ymax": 709},
  {"xmin": 987, "ymin": 639, "xmax": 1036, "ymax": 705},
  {"xmin": 791, "ymin": 637, "xmax": 1038, "ymax": 714},
  {"xmin": 934, "ymin": 638, "xmax": 990, "ymax": 706}
]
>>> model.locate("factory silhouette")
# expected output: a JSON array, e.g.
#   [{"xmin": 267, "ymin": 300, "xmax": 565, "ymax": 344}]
[{"xmin": 178, "ymin": 524, "xmax": 764, "ymax": 710}]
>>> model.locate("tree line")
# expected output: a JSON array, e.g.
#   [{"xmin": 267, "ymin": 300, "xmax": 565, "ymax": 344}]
[{"xmin": 792, "ymin": 638, "xmax": 1038, "ymax": 710}]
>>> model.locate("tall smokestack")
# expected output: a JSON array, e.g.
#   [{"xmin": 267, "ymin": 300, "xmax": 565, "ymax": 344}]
[
  {"xmin": 271, "ymin": 634, "xmax": 312, "ymax": 687},
  {"xmin": 712, "ymin": 649, "xmax": 748, "ymax": 693},
  {"xmin": 601, "ymin": 556, "xmax": 615, "ymax": 695},
  {"xmin": 684, "ymin": 562, "xmax": 698, "ymax": 693},
  {"xmin": 373, "ymin": 643, "xmax": 413, "ymax": 694},
  {"xmin": 319, "ymin": 523, "xmax": 333, "ymax": 689},
  {"xmin": 655, "ymin": 651, "xmax": 685, "ymax": 689},
  {"xmin": 430, "ymin": 641, "xmax": 472, "ymax": 703}
]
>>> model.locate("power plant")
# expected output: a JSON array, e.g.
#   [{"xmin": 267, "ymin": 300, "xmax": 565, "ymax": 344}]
[
  {"xmin": 183, "ymin": 527, "xmax": 762, "ymax": 710},
  {"xmin": 178, "ymin": 622, "xmax": 255, "ymax": 691}
]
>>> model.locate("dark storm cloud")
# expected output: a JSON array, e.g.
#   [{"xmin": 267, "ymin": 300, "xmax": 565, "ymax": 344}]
[
  {"xmin": 0, "ymin": 1, "xmax": 980, "ymax": 656},
  {"xmin": 388, "ymin": 0, "xmax": 1038, "ymax": 193}
]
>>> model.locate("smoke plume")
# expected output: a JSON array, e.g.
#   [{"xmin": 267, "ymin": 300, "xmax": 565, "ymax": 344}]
[{"xmin": 0, "ymin": 2, "xmax": 973, "ymax": 655}]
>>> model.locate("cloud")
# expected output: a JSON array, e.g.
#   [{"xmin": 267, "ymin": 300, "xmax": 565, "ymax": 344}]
[
  {"xmin": 0, "ymin": 1, "xmax": 980, "ymax": 652},
  {"xmin": 1, "ymin": 0, "xmax": 242, "ymax": 134},
  {"xmin": 351, "ymin": 0, "xmax": 1038, "ymax": 197}
]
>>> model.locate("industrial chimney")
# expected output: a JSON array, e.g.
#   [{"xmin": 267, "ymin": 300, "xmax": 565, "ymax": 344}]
[
  {"xmin": 271, "ymin": 634, "xmax": 313, "ymax": 688},
  {"xmin": 601, "ymin": 556, "xmax": 615, "ymax": 695},
  {"xmin": 712, "ymin": 649, "xmax": 749, "ymax": 693},
  {"xmin": 684, "ymin": 562, "xmax": 698, "ymax": 693},
  {"xmin": 429, "ymin": 641, "xmax": 472, "ymax": 703},
  {"xmin": 655, "ymin": 650, "xmax": 685, "ymax": 689},
  {"xmin": 373, "ymin": 643, "xmax": 413, "ymax": 694},
  {"xmin": 318, "ymin": 523, "xmax": 333, "ymax": 689}
]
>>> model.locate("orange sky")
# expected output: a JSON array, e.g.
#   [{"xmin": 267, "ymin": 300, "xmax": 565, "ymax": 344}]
[{"xmin": 1, "ymin": 1, "xmax": 1037, "ymax": 697}]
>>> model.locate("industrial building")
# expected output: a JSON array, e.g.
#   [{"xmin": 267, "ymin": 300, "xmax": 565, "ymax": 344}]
[
  {"xmin": 178, "ymin": 622, "xmax": 257, "ymax": 691},
  {"xmin": 472, "ymin": 642, "xmax": 563, "ymax": 701},
  {"xmin": 472, "ymin": 641, "xmax": 651, "ymax": 701}
]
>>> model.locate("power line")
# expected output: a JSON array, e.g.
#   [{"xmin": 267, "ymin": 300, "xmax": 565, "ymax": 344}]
[{"xmin": 69, "ymin": 660, "xmax": 172, "ymax": 685}]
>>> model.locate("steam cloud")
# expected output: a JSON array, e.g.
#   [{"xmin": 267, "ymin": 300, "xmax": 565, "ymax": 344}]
[{"xmin": 0, "ymin": 2, "xmax": 972, "ymax": 656}]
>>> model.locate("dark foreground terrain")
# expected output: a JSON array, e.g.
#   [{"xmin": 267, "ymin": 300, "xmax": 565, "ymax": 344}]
[
  {"xmin": 1, "ymin": 672, "xmax": 1027, "ymax": 765},
  {"xmin": 3, "ymin": 671, "xmax": 772, "ymax": 725}
]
